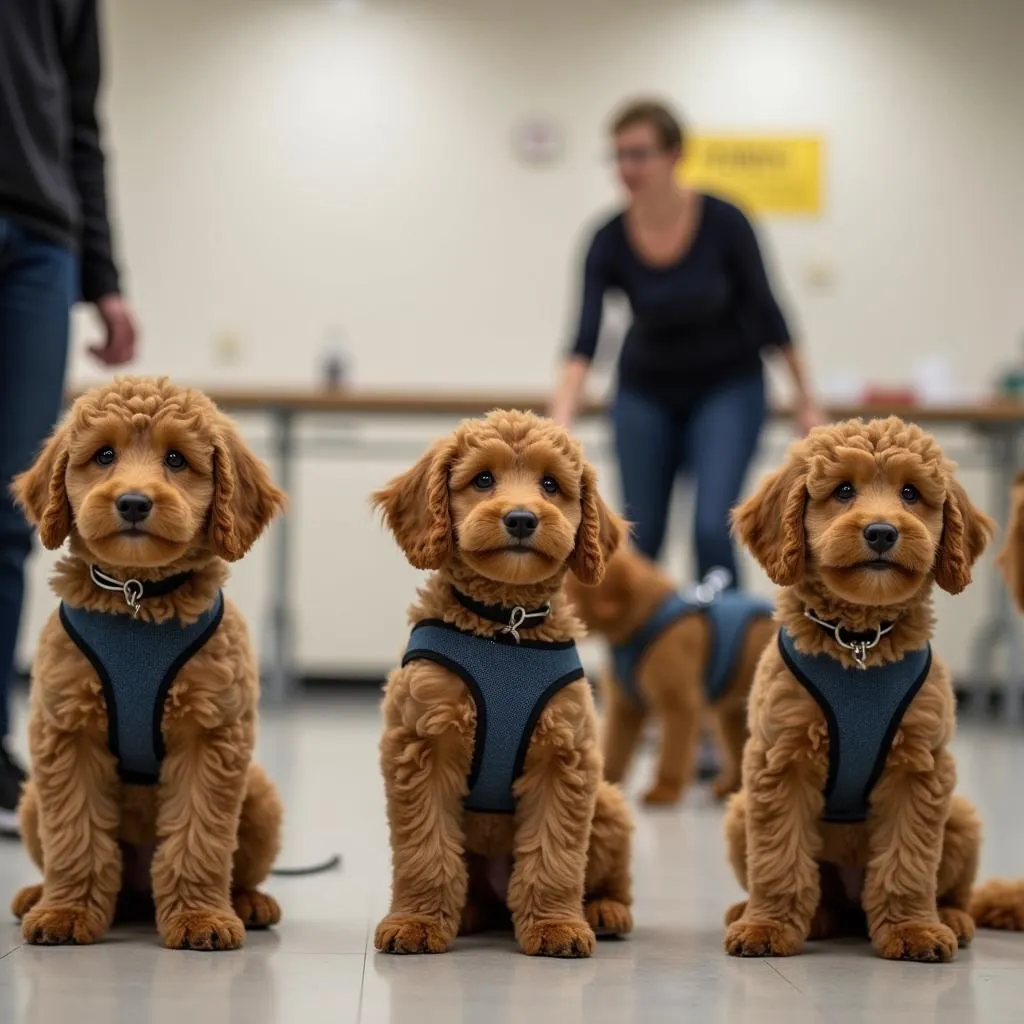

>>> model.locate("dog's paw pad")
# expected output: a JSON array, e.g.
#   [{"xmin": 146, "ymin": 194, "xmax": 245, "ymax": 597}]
[
  {"xmin": 519, "ymin": 919, "xmax": 596, "ymax": 958},
  {"xmin": 374, "ymin": 913, "xmax": 451, "ymax": 954},
  {"xmin": 876, "ymin": 920, "xmax": 957, "ymax": 962},
  {"xmin": 585, "ymin": 898, "xmax": 633, "ymax": 937},
  {"xmin": 163, "ymin": 909, "xmax": 245, "ymax": 951},
  {"xmin": 23, "ymin": 904, "xmax": 105, "ymax": 945},
  {"xmin": 233, "ymin": 889, "xmax": 281, "ymax": 929},
  {"xmin": 725, "ymin": 919, "xmax": 801, "ymax": 957},
  {"xmin": 939, "ymin": 908, "xmax": 975, "ymax": 947},
  {"xmin": 11, "ymin": 884, "xmax": 43, "ymax": 922}
]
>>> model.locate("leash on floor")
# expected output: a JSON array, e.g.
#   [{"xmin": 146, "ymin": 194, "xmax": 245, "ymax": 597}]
[{"xmin": 270, "ymin": 854, "xmax": 342, "ymax": 876}]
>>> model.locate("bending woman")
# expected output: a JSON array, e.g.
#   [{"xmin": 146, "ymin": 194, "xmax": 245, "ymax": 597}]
[{"xmin": 552, "ymin": 99, "xmax": 823, "ymax": 585}]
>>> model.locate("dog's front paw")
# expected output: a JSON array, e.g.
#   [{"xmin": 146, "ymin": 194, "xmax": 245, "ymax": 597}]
[
  {"xmin": 874, "ymin": 920, "xmax": 957, "ymax": 963},
  {"xmin": 11, "ymin": 884, "xmax": 43, "ymax": 921},
  {"xmin": 724, "ymin": 900, "xmax": 747, "ymax": 927},
  {"xmin": 162, "ymin": 908, "xmax": 245, "ymax": 951},
  {"xmin": 23, "ymin": 903, "xmax": 107, "ymax": 945},
  {"xmin": 939, "ymin": 908, "xmax": 974, "ymax": 947},
  {"xmin": 375, "ymin": 913, "xmax": 452, "ymax": 954},
  {"xmin": 971, "ymin": 881, "xmax": 1024, "ymax": 931},
  {"xmin": 585, "ymin": 898, "xmax": 633, "ymax": 937},
  {"xmin": 518, "ymin": 918, "xmax": 595, "ymax": 958},
  {"xmin": 642, "ymin": 782, "xmax": 682, "ymax": 806},
  {"xmin": 725, "ymin": 919, "xmax": 802, "ymax": 957},
  {"xmin": 233, "ymin": 889, "xmax": 281, "ymax": 930}
]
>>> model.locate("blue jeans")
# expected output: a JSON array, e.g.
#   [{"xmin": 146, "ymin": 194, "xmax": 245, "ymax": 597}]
[
  {"xmin": 0, "ymin": 219, "xmax": 76, "ymax": 739},
  {"xmin": 612, "ymin": 374, "xmax": 767, "ymax": 586}
]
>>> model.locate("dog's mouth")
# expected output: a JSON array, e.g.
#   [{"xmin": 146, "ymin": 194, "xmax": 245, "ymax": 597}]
[{"xmin": 831, "ymin": 558, "xmax": 917, "ymax": 577}]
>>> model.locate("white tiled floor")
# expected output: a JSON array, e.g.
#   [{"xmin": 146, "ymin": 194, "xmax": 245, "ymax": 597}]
[{"xmin": 2, "ymin": 693, "xmax": 1024, "ymax": 1023}]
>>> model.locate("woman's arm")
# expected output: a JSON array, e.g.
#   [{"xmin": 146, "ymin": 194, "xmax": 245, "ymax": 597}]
[
  {"xmin": 551, "ymin": 228, "xmax": 613, "ymax": 428},
  {"xmin": 778, "ymin": 344, "xmax": 828, "ymax": 434},
  {"xmin": 724, "ymin": 205, "xmax": 826, "ymax": 434}
]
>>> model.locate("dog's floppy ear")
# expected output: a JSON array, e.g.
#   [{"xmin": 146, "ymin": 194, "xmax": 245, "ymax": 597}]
[
  {"xmin": 373, "ymin": 437, "xmax": 458, "ymax": 570},
  {"xmin": 11, "ymin": 421, "xmax": 73, "ymax": 550},
  {"xmin": 997, "ymin": 473, "xmax": 1024, "ymax": 610},
  {"xmin": 934, "ymin": 477, "xmax": 995, "ymax": 595},
  {"xmin": 731, "ymin": 453, "xmax": 809, "ymax": 587},
  {"xmin": 569, "ymin": 462, "xmax": 623, "ymax": 586},
  {"xmin": 209, "ymin": 415, "xmax": 287, "ymax": 561}
]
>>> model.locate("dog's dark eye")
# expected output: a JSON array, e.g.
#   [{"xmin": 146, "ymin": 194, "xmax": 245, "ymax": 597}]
[
  {"xmin": 472, "ymin": 471, "xmax": 495, "ymax": 491},
  {"xmin": 900, "ymin": 483, "xmax": 920, "ymax": 503},
  {"xmin": 833, "ymin": 482, "xmax": 856, "ymax": 502},
  {"xmin": 165, "ymin": 450, "xmax": 188, "ymax": 471},
  {"xmin": 540, "ymin": 475, "xmax": 560, "ymax": 496},
  {"xmin": 94, "ymin": 446, "xmax": 116, "ymax": 466}
]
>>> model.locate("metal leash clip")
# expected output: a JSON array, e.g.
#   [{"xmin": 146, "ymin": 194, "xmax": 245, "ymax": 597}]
[
  {"xmin": 804, "ymin": 609, "xmax": 893, "ymax": 670},
  {"xmin": 90, "ymin": 565, "xmax": 145, "ymax": 619},
  {"xmin": 502, "ymin": 606, "xmax": 528, "ymax": 644}
]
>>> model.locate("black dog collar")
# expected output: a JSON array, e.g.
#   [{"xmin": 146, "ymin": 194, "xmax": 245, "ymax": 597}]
[
  {"xmin": 804, "ymin": 608, "xmax": 896, "ymax": 670},
  {"xmin": 89, "ymin": 565, "xmax": 196, "ymax": 619},
  {"xmin": 451, "ymin": 587, "xmax": 551, "ymax": 643}
]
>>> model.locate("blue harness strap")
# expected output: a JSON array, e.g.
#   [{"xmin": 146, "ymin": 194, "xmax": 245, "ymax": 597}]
[
  {"xmin": 59, "ymin": 594, "xmax": 225, "ymax": 784},
  {"xmin": 612, "ymin": 590, "xmax": 773, "ymax": 707},
  {"xmin": 778, "ymin": 629, "xmax": 932, "ymax": 823},
  {"xmin": 402, "ymin": 620, "xmax": 585, "ymax": 814}
]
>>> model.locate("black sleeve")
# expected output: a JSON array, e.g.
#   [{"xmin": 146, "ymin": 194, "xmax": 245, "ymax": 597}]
[
  {"xmin": 723, "ymin": 203, "xmax": 791, "ymax": 349},
  {"xmin": 63, "ymin": 0, "xmax": 121, "ymax": 301},
  {"xmin": 568, "ymin": 226, "xmax": 615, "ymax": 360}
]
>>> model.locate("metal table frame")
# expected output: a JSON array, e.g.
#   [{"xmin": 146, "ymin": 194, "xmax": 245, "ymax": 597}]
[{"xmin": 201, "ymin": 390, "xmax": 1024, "ymax": 711}]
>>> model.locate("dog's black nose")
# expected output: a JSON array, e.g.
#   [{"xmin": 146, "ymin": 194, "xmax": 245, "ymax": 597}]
[
  {"xmin": 116, "ymin": 493, "xmax": 153, "ymax": 524},
  {"xmin": 863, "ymin": 521, "xmax": 898, "ymax": 553},
  {"xmin": 503, "ymin": 509, "xmax": 538, "ymax": 540}
]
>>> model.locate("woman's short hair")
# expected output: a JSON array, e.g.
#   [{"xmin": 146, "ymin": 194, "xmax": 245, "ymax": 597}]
[{"xmin": 610, "ymin": 99, "xmax": 685, "ymax": 152}]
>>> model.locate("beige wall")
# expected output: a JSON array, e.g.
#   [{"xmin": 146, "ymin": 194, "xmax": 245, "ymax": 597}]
[{"xmin": 19, "ymin": 0, "xmax": 1024, "ymax": 676}]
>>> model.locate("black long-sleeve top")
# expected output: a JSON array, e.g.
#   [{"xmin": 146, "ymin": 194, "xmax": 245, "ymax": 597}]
[
  {"xmin": 570, "ymin": 194, "xmax": 791, "ymax": 405},
  {"xmin": 0, "ymin": 0, "xmax": 121, "ymax": 300}
]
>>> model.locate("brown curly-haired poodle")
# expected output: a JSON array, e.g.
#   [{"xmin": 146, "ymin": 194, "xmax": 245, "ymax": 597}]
[
  {"xmin": 565, "ymin": 546, "xmax": 774, "ymax": 806},
  {"xmin": 10, "ymin": 377, "xmax": 285, "ymax": 949},
  {"xmin": 723, "ymin": 416, "xmax": 992, "ymax": 961},
  {"xmin": 372, "ymin": 409, "xmax": 633, "ymax": 958},
  {"xmin": 970, "ymin": 471, "xmax": 1024, "ymax": 931}
]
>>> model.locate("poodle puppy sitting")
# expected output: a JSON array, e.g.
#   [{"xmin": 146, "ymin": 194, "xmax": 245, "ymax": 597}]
[
  {"xmin": 11, "ymin": 377, "xmax": 285, "ymax": 949},
  {"xmin": 373, "ymin": 409, "xmax": 633, "ymax": 958},
  {"xmin": 970, "ymin": 470, "xmax": 1024, "ymax": 931},
  {"xmin": 565, "ymin": 546, "xmax": 774, "ymax": 805},
  {"xmin": 723, "ymin": 416, "xmax": 991, "ymax": 962}
]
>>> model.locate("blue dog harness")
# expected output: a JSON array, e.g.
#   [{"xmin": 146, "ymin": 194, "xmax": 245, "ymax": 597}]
[
  {"xmin": 612, "ymin": 590, "xmax": 773, "ymax": 707},
  {"xmin": 59, "ymin": 594, "xmax": 225, "ymax": 784},
  {"xmin": 777, "ymin": 628, "xmax": 932, "ymax": 823},
  {"xmin": 402, "ymin": 620, "xmax": 586, "ymax": 813}
]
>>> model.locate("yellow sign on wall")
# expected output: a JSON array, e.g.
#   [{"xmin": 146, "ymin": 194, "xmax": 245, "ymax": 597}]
[{"xmin": 678, "ymin": 135, "xmax": 823, "ymax": 216}]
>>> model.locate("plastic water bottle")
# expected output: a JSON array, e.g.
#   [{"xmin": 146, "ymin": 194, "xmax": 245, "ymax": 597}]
[{"xmin": 320, "ymin": 326, "xmax": 349, "ymax": 390}]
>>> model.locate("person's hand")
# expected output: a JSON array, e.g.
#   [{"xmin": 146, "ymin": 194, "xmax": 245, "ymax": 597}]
[
  {"xmin": 795, "ymin": 398, "xmax": 828, "ymax": 436},
  {"xmin": 89, "ymin": 294, "xmax": 138, "ymax": 366},
  {"xmin": 549, "ymin": 401, "xmax": 575, "ymax": 431}
]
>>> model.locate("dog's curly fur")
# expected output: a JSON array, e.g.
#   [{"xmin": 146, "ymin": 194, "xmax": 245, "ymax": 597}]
[
  {"xmin": 372, "ymin": 410, "xmax": 633, "ymax": 957},
  {"xmin": 970, "ymin": 472, "xmax": 1024, "ymax": 930},
  {"xmin": 565, "ymin": 546, "xmax": 773, "ymax": 806},
  {"xmin": 10, "ymin": 377, "xmax": 285, "ymax": 949},
  {"xmin": 724, "ymin": 417, "xmax": 992, "ymax": 961}
]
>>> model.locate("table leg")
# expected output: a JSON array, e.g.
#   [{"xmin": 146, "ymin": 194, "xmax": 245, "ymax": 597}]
[
  {"xmin": 263, "ymin": 408, "xmax": 296, "ymax": 703},
  {"xmin": 969, "ymin": 425, "xmax": 1022, "ymax": 717}
]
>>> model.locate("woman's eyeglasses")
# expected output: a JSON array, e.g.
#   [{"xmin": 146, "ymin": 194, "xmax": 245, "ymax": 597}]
[{"xmin": 610, "ymin": 146, "xmax": 667, "ymax": 165}]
